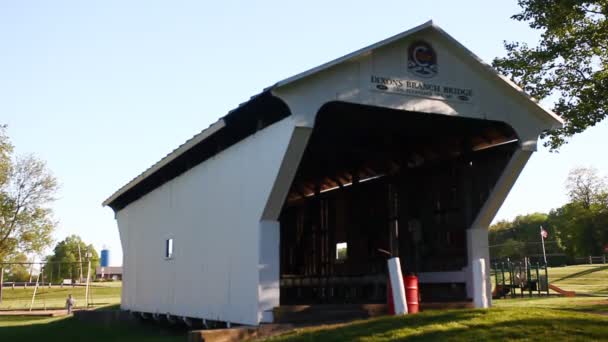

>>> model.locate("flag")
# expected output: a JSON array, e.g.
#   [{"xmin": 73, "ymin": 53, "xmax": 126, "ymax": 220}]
[{"xmin": 540, "ymin": 226, "xmax": 548, "ymax": 239}]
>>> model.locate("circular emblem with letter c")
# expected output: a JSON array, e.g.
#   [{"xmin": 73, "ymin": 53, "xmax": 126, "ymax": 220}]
[{"xmin": 408, "ymin": 41, "xmax": 438, "ymax": 78}]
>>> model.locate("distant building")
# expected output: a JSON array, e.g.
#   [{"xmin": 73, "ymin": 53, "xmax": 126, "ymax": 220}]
[
  {"xmin": 103, "ymin": 21, "xmax": 562, "ymax": 325},
  {"xmin": 95, "ymin": 266, "xmax": 122, "ymax": 281}
]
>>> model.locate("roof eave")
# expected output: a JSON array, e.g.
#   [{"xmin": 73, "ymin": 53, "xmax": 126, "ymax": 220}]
[
  {"xmin": 428, "ymin": 23, "xmax": 564, "ymax": 128},
  {"xmin": 102, "ymin": 119, "xmax": 226, "ymax": 208},
  {"xmin": 274, "ymin": 20, "xmax": 436, "ymax": 88}
]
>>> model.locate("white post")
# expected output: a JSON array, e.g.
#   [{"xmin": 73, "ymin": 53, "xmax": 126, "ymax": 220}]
[
  {"xmin": 29, "ymin": 266, "xmax": 41, "ymax": 312},
  {"xmin": 540, "ymin": 226, "xmax": 547, "ymax": 265},
  {"xmin": 465, "ymin": 149, "xmax": 532, "ymax": 306},
  {"xmin": 387, "ymin": 257, "xmax": 408, "ymax": 315},
  {"xmin": 78, "ymin": 244, "xmax": 83, "ymax": 283},
  {"xmin": 466, "ymin": 228, "xmax": 492, "ymax": 307},
  {"xmin": 472, "ymin": 258, "xmax": 488, "ymax": 308},
  {"xmin": 85, "ymin": 260, "xmax": 91, "ymax": 308},
  {"xmin": 28, "ymin": 259, "xmax": 35, "ymax": 284}
]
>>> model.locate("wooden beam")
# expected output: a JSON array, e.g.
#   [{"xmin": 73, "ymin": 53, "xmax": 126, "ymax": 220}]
[{"xmin": 328, "ymin": 175, "xmax": 343, "ymax": 188}]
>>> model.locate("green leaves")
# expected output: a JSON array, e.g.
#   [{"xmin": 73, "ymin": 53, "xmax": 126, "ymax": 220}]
[
  {"xmin": 44, "ymin": 235, "xmax": 100, "ymax": 283},
  {"xmin": 0, "ymin": 126, "xmax": 58, "ymax": 262},
  {"xmin": 489, "ymin": 213, "xmax": 550, "ymax": 260},
  {"xmin": 490, "ymin": 167, "xmax": 608, "ymax": 260},
  {"xmin": 493, "ymin": 0, "xmax": 608, "ymax": 150}
]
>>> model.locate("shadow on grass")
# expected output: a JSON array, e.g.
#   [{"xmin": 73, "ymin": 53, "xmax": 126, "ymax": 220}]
[
  {"xmin": 560, "ymin": 300, "xmax": 608, "ymax": 314},
  {"xmin": 553, "ymin": 265, "xmax": 608, "ymax": 282},
  {"xmin": 406, "ymin": 316, "xmax": 608, "ymax": 341},
  {"xmin": 269, "ymin": 308, "xmax": 608, "ymax": 342},
  {"xmin": 0, "ymin": 316, "xmax": 187, "ymax": 342},
  {"xmin": 274, "ymin": 310, "xmax": 490, "ymax": 342},
  {"xmin": 98, "ymin": 304, "xmax": 121, "ymax": 310}
]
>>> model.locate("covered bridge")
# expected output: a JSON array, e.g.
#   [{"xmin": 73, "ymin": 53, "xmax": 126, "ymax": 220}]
[{"xmin": 103, "ymin": 21, "xmax": 562, "ymax": 326}]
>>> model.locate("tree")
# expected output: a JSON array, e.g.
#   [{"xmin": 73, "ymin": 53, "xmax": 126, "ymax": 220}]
[
  {"xmin": 0, "ymin": 125, "xmax": 58, "ymax": 262},
  {"xmin": 547, "ymin": 167, "xmax": 607, "ymax": 257},
  {"xmin": 491, "ymin": 167, "xmax": 608, "ymax": 261},
  {"xmin": 489, "ymin": 213, "xmax": 557, "ymax": 261},
  {"xmin": 44, "ymin": 235, "xmax": 99, "ymax": 283},
  {"xmin": 3, "ymin": 253, "xmax": 30, "ymax": 282},
  {"xmin": 494, "ymin": 238, "xmax": 525, "ymax": 260},
  {"xmin": 565, "ymin": 166, "xmax": 607, "ymax": 208},
  {"xmin": 493, "ymin": 1, "xmax": 608, "ymax": 150},
  {"xmin": 547, "ymin": 201, "xmax": 607, "ymax": 257}
]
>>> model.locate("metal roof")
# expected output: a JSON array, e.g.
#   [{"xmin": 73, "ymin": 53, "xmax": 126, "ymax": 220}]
[
  {"xmin": 102, "ymin": 119, "xmax": 225, "ymax": 207},
  {"xmin": 103, "ymin": 20, "xmax": 564, "ymax": 210},
  {"xmin": 103, "ymin": 90, "xmax": 288, "ymax": 210}
]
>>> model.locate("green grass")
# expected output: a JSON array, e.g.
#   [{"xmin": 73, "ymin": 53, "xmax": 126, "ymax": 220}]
[
  {"xmin": 494, "ymin": 296, "xmax": 608, "ymax": 313},
  {"xmin": 549, "ymin": 265, "xmax": 608, "ymax": 295},
  {"xmin": 264, "ymin": 307, "xmax": 608, "ymax": 341},
  {"xmin": 0, "ymin": 283, "xmax": 121, "ymax": 310},
  {"xmin": 1, "ymin": 265, "xmax": 607, "ymax": 341},
  {"xmin": 266, "ymin": 265, "xmax": 608, "ymax": 341},
  {"xmin": 0, "ymin": 282, "xmax": 182, "ymax": 341},
  {"xmin": 0, "ymin": 315, "xmax": 186, "ymax": 342}
]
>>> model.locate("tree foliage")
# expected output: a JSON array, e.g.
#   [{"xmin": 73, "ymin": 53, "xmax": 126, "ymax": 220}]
[
  {"xmin": 547, "ymin": 201, "xmax": 608, "ymax": 258},
  {"xmin": 489, "ymin": 213, "xmax": 553, "ymax": 260},
  {"xmin": 565, "ymin": 166, "xmax": 607, "ymax": 208},
  {"xmin": 3, "ymin": 253, "xmax": 31, "ymax": 282},
  {"xmin": 490, "ymin": 166, "xmax": 608, "ymax": 262},
  {"xmin": 44, "ymin": 235, "xmax": 99, "ymax": 283},
  {"xmin": 493, "ymin": 0, "xmax": 608, "ymax": 150},
  {"xmin": 0, "ymin": 125, "xmax": 58, "ymax": 262},
  {"xmin": 548, "ymin": 167, "xmax": 608, "ymax": 257}
]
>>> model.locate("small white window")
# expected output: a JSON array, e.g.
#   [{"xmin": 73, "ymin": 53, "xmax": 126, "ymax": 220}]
[
  {"xmin": 336, "ymin": 242, "xmax": 347, "ymax": 261},
  {"xmin": 165, "ymin": 238, "xmax": 174, "ymax": 259}
]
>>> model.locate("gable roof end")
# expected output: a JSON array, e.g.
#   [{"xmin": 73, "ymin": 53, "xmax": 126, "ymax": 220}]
[{"xmin": 102, "ymin": 21, "xmax": 564, "ymax": 211}]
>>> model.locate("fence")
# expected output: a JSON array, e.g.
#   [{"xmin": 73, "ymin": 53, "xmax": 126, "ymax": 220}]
[
  {"xmin": 572, "ymin": 255, "xmax": 607, "ymax": 265},
  {"xmin": 0, "ymin": 261, "xmax": 93, "ymax": 311}
]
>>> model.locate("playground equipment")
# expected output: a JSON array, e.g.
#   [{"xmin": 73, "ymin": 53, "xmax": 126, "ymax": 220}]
[
  {"xmin": 491, "ymin": 257, "xmax": 575, "ymax": 299},
  {"xmin": 548, "ymin": 284, "xmax": 576, "ymax": 297}
]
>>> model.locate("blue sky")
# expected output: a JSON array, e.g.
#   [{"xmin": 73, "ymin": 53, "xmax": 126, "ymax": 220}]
[{"xmin": 2, "ymin": 1, "xmax": 606, "ymax": 266}]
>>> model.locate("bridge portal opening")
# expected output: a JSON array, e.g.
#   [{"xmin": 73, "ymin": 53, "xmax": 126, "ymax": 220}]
[{"xmin": 279, "ymin": 102, "xmax": 518, "ymax": 306}]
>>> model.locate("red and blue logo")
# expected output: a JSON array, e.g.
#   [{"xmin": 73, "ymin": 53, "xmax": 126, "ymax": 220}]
[{"xmin": 407, "ymin": 41, "xmax": 437, "ymax": 78}]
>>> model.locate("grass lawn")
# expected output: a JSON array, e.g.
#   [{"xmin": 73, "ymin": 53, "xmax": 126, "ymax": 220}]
[
  {"xmin": 494, "ymin": 295, "xmax": 608, "ymax": 313},
  {"xmin": 265, "ymin": 265, "xmax": 608, "ymax": 341},
  {"xmin": 549, "ymin": 264, "xmax": 608, "ymax": 295},
  {"xmin": 0, "ymin": 283, "xmax": 121, "ymax": 310},
  {"xmin": 1, "ymin": 265, "xmax": 607, "ymax": 341},
  {"xmin": 0, "ymin": 315, "xmax": 186, "ymax": 342},
  {"xmin": 263, "ymin": 306, "xmax": 608, "ymax": 341}
]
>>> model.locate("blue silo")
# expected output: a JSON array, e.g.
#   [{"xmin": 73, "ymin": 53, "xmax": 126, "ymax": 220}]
[{"xmin": 100, "ymin": 249, "xmax": 110, "ymax": 267}]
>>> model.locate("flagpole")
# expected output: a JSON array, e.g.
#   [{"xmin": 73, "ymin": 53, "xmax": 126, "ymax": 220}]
[
  {"xmin": 540, "ymin": 226, "xmax": 547, "ymax": 265},
  {"xmin": 540, "ymin": 226, "xmax": 549, "ymax": 295}
]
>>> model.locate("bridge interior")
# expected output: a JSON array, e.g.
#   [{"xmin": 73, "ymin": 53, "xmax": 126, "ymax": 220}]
[{"xmin": 279, "ymin": 102, "xmax": 518, "ymax": 305}]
